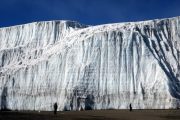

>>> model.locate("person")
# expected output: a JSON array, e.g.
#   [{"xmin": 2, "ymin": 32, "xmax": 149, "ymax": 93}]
[
  {"xmin": 54, "ymin": 102, "xmax": 58, "ymax": 115},
  {"xmin": 129, "ymin": 103, "xmax": 132, "ymax": 112}
]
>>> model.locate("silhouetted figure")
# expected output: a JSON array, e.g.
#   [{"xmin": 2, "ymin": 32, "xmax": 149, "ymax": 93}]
[
  {"xmin": 70, "ymin": 101, "xmax": 73, "ymax": 110},
  {"xmin": 1, "ymin": 87, "xmax": 8, "ymax": 111},
  {"xmin": 53, "ymin": 102, "xmax": 58, "ymax": 115},
  {"xmin": 129, "ymin": 103, "xmax": 132, "ymax": 112}
]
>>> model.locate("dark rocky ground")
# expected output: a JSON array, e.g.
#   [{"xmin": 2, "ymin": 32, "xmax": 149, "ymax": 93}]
[{"xmin": 0, "ymin": 109, "xmax": 180, "ymax": 120}]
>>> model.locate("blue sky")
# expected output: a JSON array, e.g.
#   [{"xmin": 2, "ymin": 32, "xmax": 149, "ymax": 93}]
[{"xmin": 0, "ymin": 0, "xmax": 180, "ymax": 27}]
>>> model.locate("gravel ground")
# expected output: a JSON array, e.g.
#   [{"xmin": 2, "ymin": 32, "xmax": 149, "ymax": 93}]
[{"xmin": 0, "ymin": 109, "xmax": 180, "ymax": 120}]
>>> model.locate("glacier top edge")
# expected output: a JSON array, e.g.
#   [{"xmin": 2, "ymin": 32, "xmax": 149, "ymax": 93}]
[
  {"xmin": 0, "ymin": 16, "xmax": 179, "ymax": 29},
  {"xmin": 0, "ymin": 20, "xmax": 89, "ymax": 30}
]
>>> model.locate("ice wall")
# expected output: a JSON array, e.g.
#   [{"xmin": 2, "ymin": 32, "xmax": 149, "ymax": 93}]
[{"xmin": 0, "ymin": 17, "xmax": 180, "ymax": 111}]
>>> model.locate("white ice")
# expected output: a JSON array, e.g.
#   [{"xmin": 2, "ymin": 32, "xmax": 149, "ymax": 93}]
[{"xmin": 0, "ymin": 17, "xmax": 180, "ymax": 111}]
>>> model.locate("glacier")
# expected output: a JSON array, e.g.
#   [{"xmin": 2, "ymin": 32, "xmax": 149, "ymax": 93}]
[{"xmin": 0, "ymin": 17, "xmax": 180, "ymax": 111}]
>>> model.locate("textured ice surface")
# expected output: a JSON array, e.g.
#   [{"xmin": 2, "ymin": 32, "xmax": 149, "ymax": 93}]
[{"xmin": 0, "ymin": 17, "xmax": 180, "ymax": 111}]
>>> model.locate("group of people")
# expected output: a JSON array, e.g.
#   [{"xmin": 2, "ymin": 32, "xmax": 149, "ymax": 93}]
[{"xmin": 53, "ymin": 102, "xmax": 133, "ymax": 115}]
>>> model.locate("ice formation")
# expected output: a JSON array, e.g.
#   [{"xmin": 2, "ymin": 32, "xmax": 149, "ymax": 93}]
[{"xmin": 0, "ymin": 17, "xmax": 180, "ymax": 111}]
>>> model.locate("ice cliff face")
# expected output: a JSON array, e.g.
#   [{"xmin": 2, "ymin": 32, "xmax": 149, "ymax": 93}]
[{"xmin": 0, "ymin": 17, "xmax": 180, "ymax": 111}]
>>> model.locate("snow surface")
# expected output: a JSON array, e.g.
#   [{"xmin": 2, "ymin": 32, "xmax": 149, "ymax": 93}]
[{"xmin": 0, "ymin": 17, "xmax": 180, "ymax": 111}]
